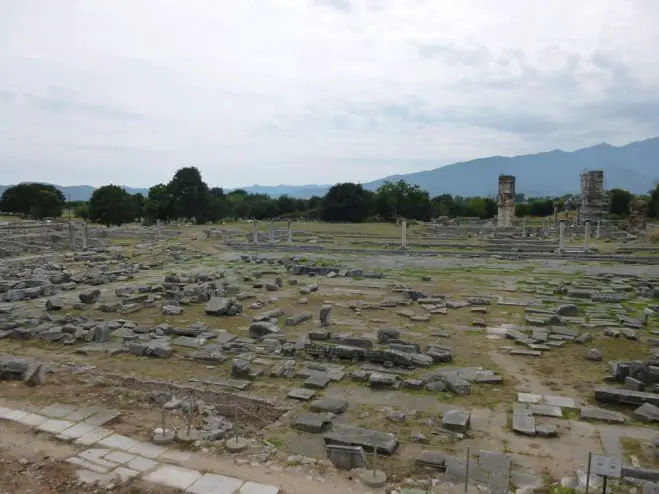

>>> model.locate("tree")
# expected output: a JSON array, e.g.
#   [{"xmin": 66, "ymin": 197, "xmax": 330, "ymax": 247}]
[
  {"xmin": 89, "ymin": 185, "xmax": 133, "ymax": 226},
  {"xmin": 74, "ymin": 203, "xmax": 90, "ymax": 221},
  {"xmin": 650, "ymin": 183, "xmax": 659, "ymax": 219},
  {"xmin": 276, "ymin": 194, "xmax": 296, "ymax": 216},
  {"xmin": 144, "ymin": 184, "xmax": 174, "ymax": 223},
  {"xmin": 0, "ymin": 183, "xmax": 66, "ymax": 219},
  {"xmin": 321, "ymin": 183, "xmax": 372, "ymax": 222},
  {"xmin": 609, "ymin": 188, "xmax": 634, "ymax": 217},
  {"xmin": 207, "ymin": 187, "xmax": 229, "ymax": 222},
  {"xmin": 374, "ymin": 180, "xmax": 432, "ymax": 222},
  {"xmin": 131, "ymin": 193, "xmax": 145, "ymax": 221},
  {"xmin": 167, "ymin": 166, "xmax": 209, "ymax": 223}
]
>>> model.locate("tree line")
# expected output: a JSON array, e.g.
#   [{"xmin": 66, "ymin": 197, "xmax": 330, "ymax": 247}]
[{"xmin": 2, "ymin": 167, "xmax": 659, "ymax": 226}]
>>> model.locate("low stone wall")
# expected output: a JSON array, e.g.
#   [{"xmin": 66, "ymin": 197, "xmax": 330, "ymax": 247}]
[{"xmin": 101, "ymin": 372, "xmax": 291, "ymax": 426}]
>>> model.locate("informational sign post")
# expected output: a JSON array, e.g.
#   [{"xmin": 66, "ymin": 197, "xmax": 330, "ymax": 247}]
[{"xmin": 586, "ymin": 453, "xmax": 622, "ymax": 494}]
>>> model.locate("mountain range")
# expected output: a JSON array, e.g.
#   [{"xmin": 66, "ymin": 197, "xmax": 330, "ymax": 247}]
[{"xmin": 2, "ymin": 137, "xmax": 657, "ymax": 201}]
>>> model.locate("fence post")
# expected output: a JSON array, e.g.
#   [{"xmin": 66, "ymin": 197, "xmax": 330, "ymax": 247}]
[{"xmin": 465, "ymin": 446, "xmax": 470, "ymax": 493}]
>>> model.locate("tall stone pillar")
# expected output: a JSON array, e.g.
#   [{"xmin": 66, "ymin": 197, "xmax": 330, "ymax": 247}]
[
  {"xmin": 558, "ymin": 219, "xmax": 565, "ymax": 253},
  {"xmin": 68, "ymin": 222, "xmax": 75, "ymax": 249},
  {"xmin": 270, "ymin": 220, "xmax": 275, "ymax": 242},
  {"xmin": 584, "ymin": 219, "xmax": 591, "ymax": 253},
  {"xmin": 287, "ymin": 221, "xmax": 293, "ymax": 245},
  {"xmin": 522, "ymin": 219, "xmax": 527, "ymax": 239},
  {"xmin": 401, "ymin": 220, "xmax": 407, "ymax": 249},
  {"xmin": 252, "ymin": 220, "xmax": 258, "ymax": 245},
  {"xmin": 596, "ymin": 220, "xmax": 601, "ymax": 239},
  {"xmin": 82, "ymin": 222, "xmax": 89, "ymax": 250}
]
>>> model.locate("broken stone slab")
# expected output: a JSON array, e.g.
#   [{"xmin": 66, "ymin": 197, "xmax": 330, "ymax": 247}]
[
  {"xmin": 326, "ymin": 445, "xmax": 367, "ymax": 470},
  {"xmin": 292, "ymin": 412, "xmax": 333, "ymax": 433},
  {"xmin": 287, "ymin": 388, "xmax": 316, "ymax": 401},
  {"xmin": 509, "ymin": 349, "xmax": 542, "ymax": 357},
  {"xmin": 595, "ymin": 387, "xmax": 659, "ymax": 407},
  {"xmin": 531, "ymin": 404, "xmax": 563, "ymax": 418},
  {"xmin": 172, "ymin": 336, "xmax": 207, "ymax": 348},
  {"xmin": 304, "ymin": 373, "xmax": 331, "ymax": 389},
  {"xmin": 310, "ymin": 397, "xmax": 348, "ymax": 414},
  {"xmin": 580, "ymin": 406, "xmax": 625, "ymax": 424},
  {"xmin": 248, "ymin": 321, "xmax": 280, "ymax": 339},
  {"xmin": 442, "ymin": 409, "xmax": 471, "ymax": 433},
  {"xmin": 633, "ymin": 403, "xmax": 659, "ymax": 422},
  {"xmin": 512, "ymin": 413, "xmax": 536, "ymax": 436},
  {"xmin": 79, "ymin": 289, "xmax": 101, "ymax": 304},
  {"xmin": 285, "ymin": 313, "xmax": 312, "ymax": 326},
  {"xmin": 323, "ymin": 424, "xmax": 399, "ymax": 455}
]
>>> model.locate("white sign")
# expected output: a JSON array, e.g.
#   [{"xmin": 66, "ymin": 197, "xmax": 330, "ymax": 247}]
[{"xmin": 590, "ymin": 454, "xmax": 622, "ymax": 478}]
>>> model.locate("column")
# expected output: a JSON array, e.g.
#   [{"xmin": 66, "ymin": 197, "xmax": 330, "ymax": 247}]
[
  {"xmin": 596, "ymin": 220, "xmax": 601, "ymax": 239},
  {"xmin": 558, "ymin": 219, "xmax": 565, "ymax": 253},
  {"xmin": 252, "ymin": 220, "xmax": 258, "ymax": 245},
  {"xmin": 82, "ymin": 222, "xmax": 89, "ymax": 250},
  {"xmin": 401, "ymin": 220, "xmax": 407, "ymax": 249},
  {"xmin": 287, "ymin": 221, "xmax": 293, "ymax": 245},
  {"xmin": 68, "ymin": 222, "xmax": 75, "ymax": 249},
  {"xmin": 270, "ymin": 220, "xmax": 275, "ymax": 242},
  {"xmin": 522, "ymin": 219, "xmax": 527, "ymax": 239},
  {"xmin": 584, "ymin": 219, "xmax": 591, "ymax": 253}
]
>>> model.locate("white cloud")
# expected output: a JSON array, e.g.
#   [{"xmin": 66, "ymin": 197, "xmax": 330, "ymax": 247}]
[{"xmin": 0, "ymin": 0, "xmax": 658, "ymax": 187}]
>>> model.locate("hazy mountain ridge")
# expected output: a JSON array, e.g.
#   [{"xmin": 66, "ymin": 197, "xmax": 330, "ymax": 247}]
[{"xmin": 2, "ymin": 137, "xmax": 657, "ymax": 201}]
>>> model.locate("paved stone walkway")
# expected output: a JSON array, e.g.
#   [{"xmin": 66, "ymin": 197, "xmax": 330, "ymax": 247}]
[{"xmin": 0, "ymin": 404, "xmax": 279, "ymax": 493}]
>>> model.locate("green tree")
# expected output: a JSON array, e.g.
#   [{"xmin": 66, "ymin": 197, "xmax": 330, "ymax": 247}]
[
  {"xmin": 167, "ymin": 166, "xmax": 209, "ymax": 223},
  {"xmin": 89, "ymin": 185, "xmax": 133, "ymax": 226},
  {"xmin": 321, "ymin": 182, "xmax": 372, "ymax": 222},
  {"xmin": 131, "ymin": 193, "xmax": 145, "ymax": 221},
  {"xmin": 207, "ymin": 187, "xmax": 229, "ymax": 222},
  {"xmin": 609, "ymin": 188, "xmax": 634, "ymax": 217},
  {"xmin": 144, "ymin": 184, "xmax": 174, "ymax": 223},
  {"xmin": 276, "ymin": 194, "xmax": 296, "ymax": 216},
  {"xmin": 464, "ymin": 197, "xmax": 487, "ymax": 218},
  {"xmin": 0, "ymin": 183, "xmax": 66, "ymax": 219},
  {"xmin": 74, "ymin": 203, "xmax": 90, "ymax": 221},
  {"xmin": 650, "ymin": 183, "xmax": 659, "ymax": 219},
  {"xmin": 374, "ymin": 180, "xmax": 432, "ymax": 222}
]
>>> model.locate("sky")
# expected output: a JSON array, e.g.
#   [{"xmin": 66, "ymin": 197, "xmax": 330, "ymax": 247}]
[{"xmin": 1, "ymin": 0, "xmax": 659, "ymax": 189}]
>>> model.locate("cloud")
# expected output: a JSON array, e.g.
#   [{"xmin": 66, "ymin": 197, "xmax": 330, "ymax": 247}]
[{"xmin": 0, "ymin": 0, "xmax": 658, "ymax": 187}]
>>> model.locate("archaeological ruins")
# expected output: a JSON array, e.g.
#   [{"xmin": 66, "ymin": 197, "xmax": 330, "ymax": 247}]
[{"xmin": 1, "ymin": 170, "xmax": 659, "ymax": 494}]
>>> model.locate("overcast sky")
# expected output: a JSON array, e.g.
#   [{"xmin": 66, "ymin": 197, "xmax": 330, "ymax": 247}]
[{"xmin": 1, "ymin": 1, "xmax": 658, "ymax": 188}]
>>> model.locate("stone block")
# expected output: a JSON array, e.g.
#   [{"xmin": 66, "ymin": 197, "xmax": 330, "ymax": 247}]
[
  {"xmin": 187, "ymin": 473, "xmax": 245, "ymax": 494},
  {"xmin": 38, "ymin": 419, "xmax": 74, "ymax": 434},
  {"xmin": 326, "ymin": 445, "xmax": 367, "ymax": 470},
  {"xmin": 287, "ymin": 388, "xmax": 316, "ymax": 401},
  {"xmin": 512, "ymin": 414, "xmax": 536, "ymax": 436},
  {"xmin": 442, "ymin": 409, "xmax": 471, "ymax": 433},
  {"xmin": 633, "ymin": 403, "xmax": 659, "ymax": 422},
  {"xmin": 580, "ymin": 407, "xmax": 625, "ymax": 424},
  {"xmin": 310, "ymin": 397, "xmax": 348, "ymax": 414},
  {"xmin": 16, "ymin": 413, "xmax": 48, "ymax": 427},
  {"xmin": 127, "ymin": 455, "xmax": 158, "ymax": 472},
  {"xmin": 239, "ymin": 481, "xmax": 280, "ymax": 494},
  {"xmin": 128, "ymin": 441, "xmax": 167, "ymax": 459},
  {"xmin": 324, "ymin": 424, "xmax": 399, "ymax": 455},
  {"xmin": 56, "ymin": 422, "xmax": 99, "ymax": 441},
  {"xmin": 74, "ymin": 427, "xmax": 114, "ymax": 446},
  {"xmin": 293, "ymin": 412, "xmax": 332, "ymax": 433},
  {"xmin": 98, "ymin": 433, "xmax": 139, "ymax": 450},
  {"xmin": 40, "ymin": 403, "xmax": 78, "ymax": 418},
  {"xmin": 85, "ymin": 409, "xmax": 121, "ymax": 426},
  {"xmin": 143, "ymin": 465, "xmax": 202, "ymax": 490}
]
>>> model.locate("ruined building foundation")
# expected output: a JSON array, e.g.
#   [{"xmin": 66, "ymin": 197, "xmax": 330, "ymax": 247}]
[{"xmin": 497, "ymin": 175, "xmax": 516, "ymax": 228}]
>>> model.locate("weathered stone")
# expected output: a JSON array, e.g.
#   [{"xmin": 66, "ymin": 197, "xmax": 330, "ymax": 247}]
[
  {"xmin": 442, "ymin": 409, "xmax": 471, "ymax": 433},
  {"xmin": 586, "ymin": 349, "xmax": 603, "ymax": 361},
  {"xmin": 79, "ymin": 289, "xmax": 101, "ymax": 304},
  {"xmin": 310, "ymin": 397, "xmax": 348, "ymax": 414},
  {"xmin": 324, "ymin": 424, "xmax": 399, "ymax": 455},
  {"xmin": 249, "ymin": 321, "xmax": 280, "ymax": 339},
  {"xmin": 293, "ymin": 412, "xmax": 332, "ymax": 433},
  {"xmin": 633, "ymin": 403, "xmax": 659, "ymax": 422},
  {"xmin": 325, "ymin": 445, "xmax": 366, "ymax": 470},
  {"xmin": 580, "ymin": 406, "xmax": 625, "ymax": 423}
]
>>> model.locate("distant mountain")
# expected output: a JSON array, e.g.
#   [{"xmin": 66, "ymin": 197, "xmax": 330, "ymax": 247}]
[
  {"xmin": 239, "ymin": 137, "xmax": 659, "ymax": 197},
  {"xmin": 2, "ymin": 137, "xmax": 657, "ymax": 200},
  {"xmin": 0, "ymin": 183, "xmax": 149, "ymax": 201}
]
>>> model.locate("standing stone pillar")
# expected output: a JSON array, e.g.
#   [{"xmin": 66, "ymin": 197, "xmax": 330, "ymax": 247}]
[
  {"xmin": 82, "ymin": 222, "xmax": 89, "ymax": 250},
  {"xmin": 270, "ymin": 220, "xmax": 275, "ymax": 242},
  {"xmin": 68, "ymin": 222, "xmax": 75, "ymax": 249},
  {"xmin": 156, "ymin": 219, "xmax": 163, "ymax": 241},
  {"xmin": 558, "ymin": 219, "xmax": 565, "ymax": 253},
  {"xmin": 252, "ymin": 220, "xmax": 258, "ymax": 245},
  {"xmin": 287, "ymin": 221, "xmax": 293, "ymax": 245},
  {"xmin": 596, "ymin": 220, "xmax": 601, "ymax": 239},
  {"xmin": 584, "ymin": 219, "xmax": 591, "ymax": 253},
  {"xmin": 522, "ymin": 219, "xmax": 527, "ymax": 239},
  {"xmin": 401, "ymin": 220, "xmax": 407, "ymax": 249}
]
